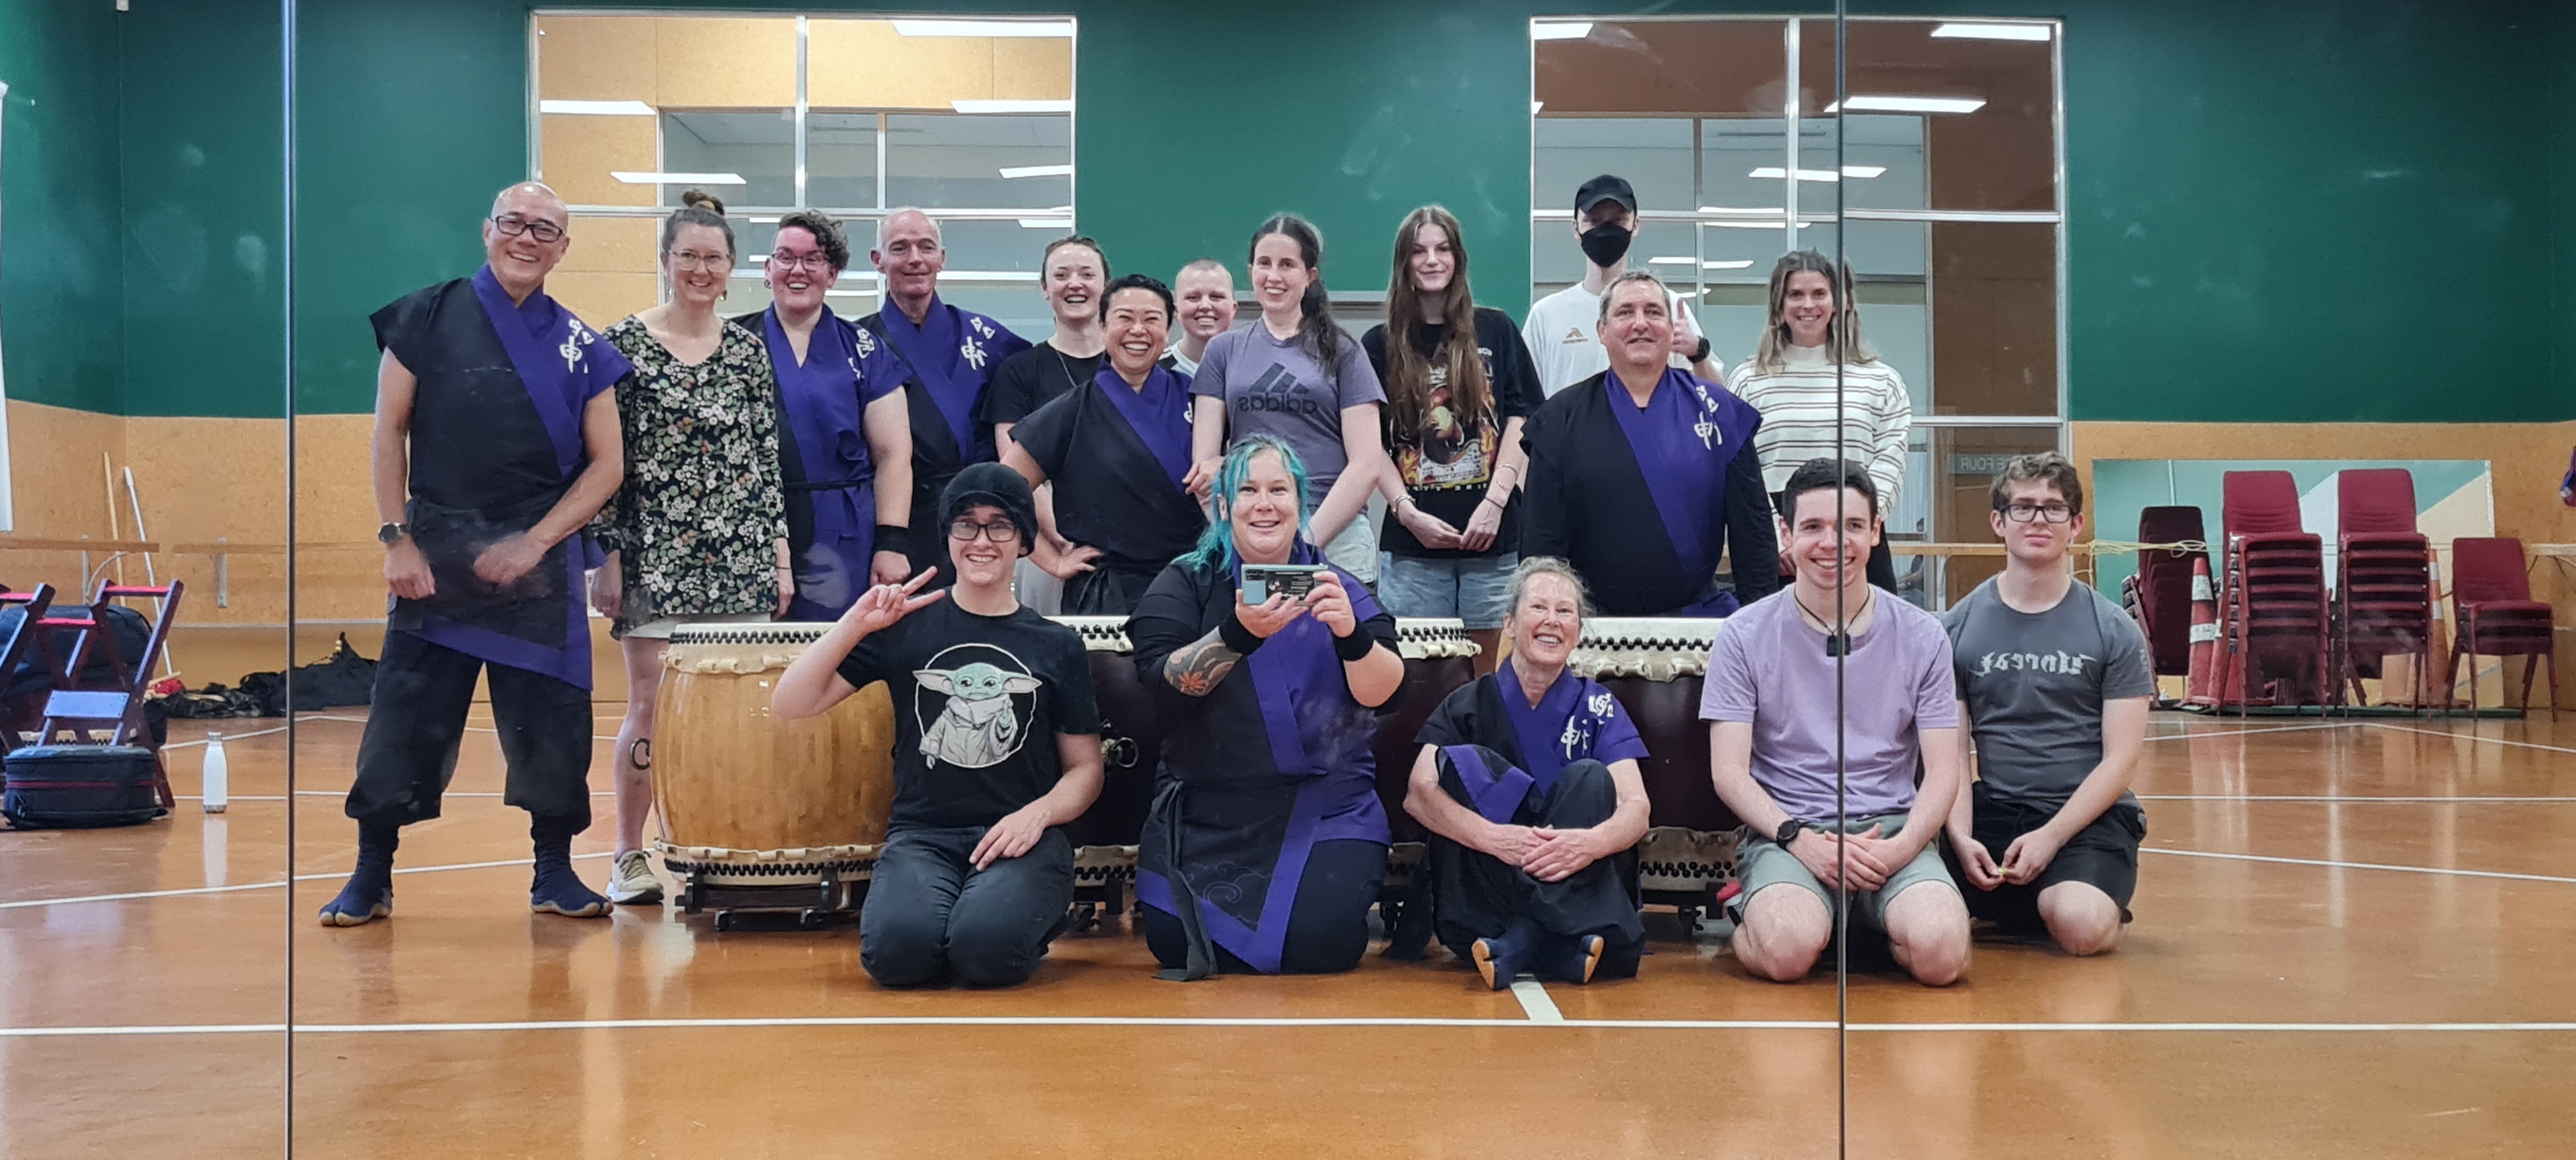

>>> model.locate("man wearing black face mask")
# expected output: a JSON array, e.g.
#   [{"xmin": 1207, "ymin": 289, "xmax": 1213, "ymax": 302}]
[{"xmin": 1521, "ymin": 174, "xmax": 1724, "ymax": 397}]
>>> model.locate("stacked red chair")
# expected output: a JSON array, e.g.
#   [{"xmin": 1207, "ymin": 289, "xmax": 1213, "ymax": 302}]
[
  {"xmin": 2332, "ymin": 469, "xmax": 2437, "ymax": 714},
  {"xmin": 2213, "ymin": 471, "xmax": 2329, "ymax": 712},
  {"xmin": 2122, "ymin": 505, "xmax": 2207, "ymax": 695},
  {"xmin": 2446, "ymin": 538, "xmax": 2559, "ymax": 719}
]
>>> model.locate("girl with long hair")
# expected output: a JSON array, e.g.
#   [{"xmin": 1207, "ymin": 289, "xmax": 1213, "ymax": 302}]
[
  {"xmin": 1363, "ymin": 206, "xmax": 1543, "ymax": 671},
  {"xmin": 1731, "ymin": 250, "xmax": 1913, "ymax": 591}
]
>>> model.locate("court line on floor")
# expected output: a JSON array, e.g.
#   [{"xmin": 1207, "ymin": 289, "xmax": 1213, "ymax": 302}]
[
  {"xmin": 2142, "ymin": 722, "xmax": 2356, "ymax": 742},
  {"xmin": 1510, "ymin": 979, "xmax": 1563, "ymax": 1023},
  {"xmin": 13, "ymin": 1016, "xmax": 2576, "ymax": 1040},
  {"xmin": 0, "ymin": 852, "xmax": 612, "ymax": 911},
  {"xmin": 2143, "ymin": 846, "xmax": 2576, "ymax": 885},
  {"xmin": 2138, "ymin": 795, "xmax": 2576, "ymax": 803},
  {"xmin": 2365, "ymin": 722, "xmax": 2576, "ymax": 755},
  {"xmin": 161, "ymin": 726, "xmax": 292, "ymax": 750}
]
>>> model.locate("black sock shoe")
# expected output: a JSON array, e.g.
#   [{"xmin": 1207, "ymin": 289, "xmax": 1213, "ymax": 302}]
[
  {"xmin": 528, "ymin": 815, "xmax": 609, "ymax": 918},
  {"xmin": 1537, "ymin": 932, "xmax": 1609, "ymax": 985},
  {"xmin": 1470, "ymin": 919, "xmax": 1540, "ymax": 991},
  {"xmin": 319, "ymin": 823, "xmax": 399, "ymax": 927}
]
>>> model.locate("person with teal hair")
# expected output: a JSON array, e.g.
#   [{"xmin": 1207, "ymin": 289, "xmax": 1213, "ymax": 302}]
[{"xmin": 1126, "ymin": 436, "xmax": 1407, "ymax": 978}]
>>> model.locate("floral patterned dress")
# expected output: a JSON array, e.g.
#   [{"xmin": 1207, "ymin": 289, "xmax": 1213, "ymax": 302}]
[{"xmin": 595, "ymin": 316, "xmax": 789, "ymax": 634}]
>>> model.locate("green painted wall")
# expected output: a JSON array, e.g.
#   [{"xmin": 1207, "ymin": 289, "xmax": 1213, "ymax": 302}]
[
  {"xmin": 8, "ymin": 1, "xmax": 2569, "ymax": 424},
  {"xmin": 0, "ymin": 0, "xmax": 127, "ymax": 415},
  {"xmin": 119, "ymin": 0, "xmax": 284, "ymax": 419}
]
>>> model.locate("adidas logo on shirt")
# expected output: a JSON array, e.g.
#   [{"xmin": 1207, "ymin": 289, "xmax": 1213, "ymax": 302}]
[{"xmin": 1239, "ymin": 364, "xmax": 1329, "ymax": 420}]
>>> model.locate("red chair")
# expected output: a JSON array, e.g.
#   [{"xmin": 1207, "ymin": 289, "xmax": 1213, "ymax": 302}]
[
  {"xmin": 2446, "ymin": 538, "xmax": 2558, "ymax": 718},
  {"xmin": 32, "ymin": 582, "xmax": 186, "ymax": 807},
  {"xmin": 2331, "ymin": 469, "xmax": 2435, "ymax": 714},
  {"xmin": 2214, "ymin": 471, "xmax": 2328, "ymax": 713},
  {"xmin": 2122, "ymin": 506, "xmax": 2206, "ymax": 685},
  {"xmin": 0, "ymin": 584, "xmax": 59, "ymax": 747}
]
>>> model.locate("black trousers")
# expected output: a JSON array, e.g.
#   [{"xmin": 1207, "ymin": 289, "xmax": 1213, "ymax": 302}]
[
  {"xmin": 1141, "ymin": 839, "xmax": 1389, "ymax": 975},
  {"xmin": 861, "ymin": 825, "xmax": 1075, "ymax": 988},
  {"xmin": 345, "ymin": 630, "xmax": 595, "ymax": 830},
  {"xmin": 1427, "ymin": 755, "xmax": 1644, "ymax": 977}
]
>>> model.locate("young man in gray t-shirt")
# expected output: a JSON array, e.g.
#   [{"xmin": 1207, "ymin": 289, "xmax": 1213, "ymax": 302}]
[{"xmin": 1942, "ymin": 453, "xmax": 2154, "ymax": 956}]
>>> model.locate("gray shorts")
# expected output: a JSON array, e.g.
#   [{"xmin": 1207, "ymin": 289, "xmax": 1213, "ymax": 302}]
[
  {"xmin": 1731, "ymin": 811, "xmax": 1961, "ymax": 938},
  {"xmin": 1321, "ymin": 514, "xmax": 1378, "ymax": 584},
  {"xmin": 1376, "ymin": 552, "xmax": 1517, "ymax": 628}
]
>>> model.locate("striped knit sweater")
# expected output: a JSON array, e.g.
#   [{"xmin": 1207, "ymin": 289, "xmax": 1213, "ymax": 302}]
[{"xmin": 1729, "ymin": 342, "xmax": 1912, "ymax": 515}]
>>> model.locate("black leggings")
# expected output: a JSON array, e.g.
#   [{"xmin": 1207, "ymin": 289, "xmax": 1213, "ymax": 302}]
[{"xmin": 1141, "ymin": 839, "xmax": 1388, "ymax": 975}]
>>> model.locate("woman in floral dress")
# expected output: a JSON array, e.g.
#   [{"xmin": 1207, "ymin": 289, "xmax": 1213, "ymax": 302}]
[{"xmin": 589, "ymin": 190, "xmax": 791, "ymax": 906}]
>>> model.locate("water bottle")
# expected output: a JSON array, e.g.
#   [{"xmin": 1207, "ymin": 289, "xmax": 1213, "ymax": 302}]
[{"xmin": 202, "ymin": 733, "xmax": 229, "ymax": 814}]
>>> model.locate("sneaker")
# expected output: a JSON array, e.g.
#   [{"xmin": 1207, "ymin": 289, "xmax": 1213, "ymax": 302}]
[{"xmin": 608, "ymin": 849, "xmax": 664, "ymax": 906}]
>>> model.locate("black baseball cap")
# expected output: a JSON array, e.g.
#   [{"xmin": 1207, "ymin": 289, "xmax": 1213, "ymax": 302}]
[
  {"xmin": 1574, "ymin": 174, "xmax": 1637, "ymax": 217},
  {"xmin": 940, "ymin": 462, "xmax": 1039, "ymax": 558}
]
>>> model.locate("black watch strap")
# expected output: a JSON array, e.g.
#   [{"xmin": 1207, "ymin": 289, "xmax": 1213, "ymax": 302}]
[
  {"xmin": 1774, "ymin": 817, "xmax": 1806, "ymax": 846},
  {"xmin": 1690, "ymin": 335, "xmax": 1713, "ymax": 363}
]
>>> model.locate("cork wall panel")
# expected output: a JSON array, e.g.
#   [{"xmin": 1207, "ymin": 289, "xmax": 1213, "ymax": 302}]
[
  {"xmin": 560, "ymin": 215, "xmax": 659, "ymax": 275},
  {"xmin": 546, "ymin": 271, "xmax": 659, "ymax": 337},
  {"xmin": 540, "ymin": 114, "xmax": 656, "ymax": 208},
  {"xmin": 809, "ymin": 19, "xmax": 988, "ymax": 109},
  {"xmin": 989, "ymin": 38, "xmax": 1074, "ymax": 101},
  {"xmin": 533, "ymin": 15, "xmax": 656, "ymax": 104},
  {"xmin": 654, "ymin": 17, "xmax": 796, "ymax": 109}
]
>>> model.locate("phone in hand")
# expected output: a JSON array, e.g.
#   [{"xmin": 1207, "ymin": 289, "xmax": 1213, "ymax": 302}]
[{"xmin": 1241, "ymin": 563, "xmax": 1321, "ymax": 606}]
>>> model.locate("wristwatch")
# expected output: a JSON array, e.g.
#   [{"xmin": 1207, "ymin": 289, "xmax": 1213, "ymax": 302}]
[
  {"xmin": 1774, "ymin": 818, "xmax": 1807, "ymax": 846},
  {"xmin": 376, "ymin": 522, "xmax": 409, "ymax": 545},
  {"xmin": 1689, "ymin": 335, "xmax": 1713, "ymax": 363}
]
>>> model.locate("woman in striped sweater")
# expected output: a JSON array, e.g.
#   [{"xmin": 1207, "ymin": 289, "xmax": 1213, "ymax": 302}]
[{"xmin": 1730, "ymin": 250, "xmax": 1912, "ymax": 591}]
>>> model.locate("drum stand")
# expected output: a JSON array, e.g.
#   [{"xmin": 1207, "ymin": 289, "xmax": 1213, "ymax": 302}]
[{"xmin": 671, "ymin": 864, "xmax": 867, "ymax": 932}]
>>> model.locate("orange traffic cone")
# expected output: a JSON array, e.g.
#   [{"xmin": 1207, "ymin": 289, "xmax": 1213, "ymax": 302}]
[{"xmin": 2183, "ymin": 555, "xmax": 2221, "ymax": 707}]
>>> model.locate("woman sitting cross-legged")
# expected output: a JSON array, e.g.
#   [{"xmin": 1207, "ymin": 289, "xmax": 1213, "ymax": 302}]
[{"xmin": 1405, "ymin": 557, "xmax": 1652, "ymax": 988}]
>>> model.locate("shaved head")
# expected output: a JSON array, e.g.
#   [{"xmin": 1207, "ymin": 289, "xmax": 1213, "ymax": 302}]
[{"xmin": 490, "ymin": 181, "xmax": 567, "ymax": 220}]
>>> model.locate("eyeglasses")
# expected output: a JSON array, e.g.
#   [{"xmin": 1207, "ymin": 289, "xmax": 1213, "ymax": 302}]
[
  {"xmin": 769, "ymin": 250, "xmax": 834, "ymax": 272},
  {"xmin": 667, "ymin": 250, "xmax": 730, "ymax": 271},
  {"xmin": 490, "ymin": 215, "xmax": 566, "ymax": 243},
  {"xmin": 947, "ymin": 518, "xmax": 1022, "ymax": 543},
  {"xmin": 2002, "ymin": 503, "xmax": 2074, "ymax": 524}
]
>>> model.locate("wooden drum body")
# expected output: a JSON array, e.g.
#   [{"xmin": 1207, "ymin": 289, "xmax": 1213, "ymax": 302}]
[
  {"xmin": 1055, "ymin": 616, "xmax": 1157, "ymax": 853},
  {"xmin": 1372, "ymin": 618, "xmax": 1480, "ymax": 843},
  {"xmin": 1574, "ymin": 618, "xmax": 1741, "ymax": 903},
  {"xmin": 652, "ymin": 623, "xmax": 896, "ymax": 886}
]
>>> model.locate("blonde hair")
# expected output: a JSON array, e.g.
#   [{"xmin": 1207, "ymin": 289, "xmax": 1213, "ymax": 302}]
[
  {"xmin": 1504, "ymin": 556, "xmax": 1595, "ymax": 630},
  {"xmin": 1749, "ymin": 250, "xmax": 1878, "ymax": 375}
]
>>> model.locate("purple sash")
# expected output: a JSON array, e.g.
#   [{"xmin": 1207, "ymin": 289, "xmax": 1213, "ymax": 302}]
[
  {"xmin": 876, "ymin": 296, "xmax": 992, "ymax": 460},
  {"xmin": 411, "ymin": 270, "xmax": 626, "ymax": 689},
  {"xmin": 1441, "ymin": 745, "xmax": 1537, "ymax": 825},
  {"xmin": 468, "ymin": 266, "xmax": 628, "ymax": 478},
  {"xmin": 762, "ymin": 307, "xmax": 875, "ymax": 611},
  {"xmin": 1098, "ymin": 364, "xmax": 1195, "ymax": 494},
  {"xmin": 1603, "ymin": 368, "xmax": 1756, "ymax": 593},
  {"xmin": 1493, "ymin": 660, "xmax": 1650, "ymax": 794}
]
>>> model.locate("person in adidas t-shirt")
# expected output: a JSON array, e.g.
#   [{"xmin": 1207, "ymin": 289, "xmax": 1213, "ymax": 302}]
[{"xmin": 1521, "ymin": 174, "xmax": 1722, "ymax": 397}]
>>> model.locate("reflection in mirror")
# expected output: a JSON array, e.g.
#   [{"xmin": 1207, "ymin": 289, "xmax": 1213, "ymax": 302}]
[{"xmin": 0, "ymin": 0, "xmax": 291, "ymax": 1152}]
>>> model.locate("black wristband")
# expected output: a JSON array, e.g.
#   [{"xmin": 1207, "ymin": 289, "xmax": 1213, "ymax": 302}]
[
  {"xmin": 1333, "ymin": 627, "xmax": 1377, "ymax": 662},
  {"xmin": 873, "ymin": 524, "xmax": 910, "ymax": 559},
  {"xmin": 1690, "ymin": 335, "xmax": 1713, "ymax": 363},
  {"xmin": 1217, "ymin": 615, "xmax": 1266, "ymax": 657}
]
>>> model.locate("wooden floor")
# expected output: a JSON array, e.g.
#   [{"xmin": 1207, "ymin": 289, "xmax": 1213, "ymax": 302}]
[{"xmin": 6, "ymin": 710, "xmax": 2575, "ymax": 1157}]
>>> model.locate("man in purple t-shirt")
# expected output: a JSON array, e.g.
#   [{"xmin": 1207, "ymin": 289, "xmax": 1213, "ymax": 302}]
[{"xmin": 1700, "ymin": 458, "xmax": 1970, "ymax": 986}]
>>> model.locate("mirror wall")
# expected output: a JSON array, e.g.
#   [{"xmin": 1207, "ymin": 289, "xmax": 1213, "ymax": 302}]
[{"xmin": 0, "ymin": 1, "xmax": 292, "ymax": 1156}]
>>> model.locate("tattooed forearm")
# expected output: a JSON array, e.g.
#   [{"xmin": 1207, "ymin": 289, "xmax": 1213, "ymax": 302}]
[{"xmin": 1161, "ymin": 630, "xmax": 1243, "ymax": 698}]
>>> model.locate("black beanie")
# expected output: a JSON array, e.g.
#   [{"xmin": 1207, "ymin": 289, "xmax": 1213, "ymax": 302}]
[{"xmin": 939, "ymin": 462, "xmax": 1040, "ymax": 558}]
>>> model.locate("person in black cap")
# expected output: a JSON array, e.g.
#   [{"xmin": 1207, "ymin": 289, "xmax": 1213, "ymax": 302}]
[
  {"xmin": 1521, "ymin": 173, "xmax": 1723, "ymax": 397},
  {"xmin": 773, "ymin": 462, "xmax": 1104, "ymax": 988}
]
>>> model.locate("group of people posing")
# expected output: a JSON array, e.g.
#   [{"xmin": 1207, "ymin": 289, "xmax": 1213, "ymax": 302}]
[{"xmin": 319, "ymin": 174, "xmax": 2150, "ymax": 999}]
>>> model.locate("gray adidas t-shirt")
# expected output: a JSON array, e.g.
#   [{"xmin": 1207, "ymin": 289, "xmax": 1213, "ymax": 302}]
[
  {"xmin": 1942, "ymin": 578, "xmax": 2155, "ymax": 805},
  {"xmin": 1192, "ymin": 323, "xmax": 1386, "ymax": 505}
]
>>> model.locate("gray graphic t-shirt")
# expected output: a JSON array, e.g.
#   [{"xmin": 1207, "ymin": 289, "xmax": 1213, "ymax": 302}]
[{"xmin": 1942, "ymin": 578, "xmax": 2155, "ymax": 805}]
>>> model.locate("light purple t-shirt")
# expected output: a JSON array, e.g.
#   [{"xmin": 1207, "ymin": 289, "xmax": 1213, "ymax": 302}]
[
  {"xmin": 1698, "ymin": 589, "xmax": 1959, "ymax": 822},
  {"xmin": 1192, "ymin": 323, "xmax": 1386, "ymax": 504}
]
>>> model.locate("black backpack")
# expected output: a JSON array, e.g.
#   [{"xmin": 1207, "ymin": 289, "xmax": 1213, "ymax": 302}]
[{"xmin": 3, "ymin": 745, "xmax": 167, "ymax": 829}]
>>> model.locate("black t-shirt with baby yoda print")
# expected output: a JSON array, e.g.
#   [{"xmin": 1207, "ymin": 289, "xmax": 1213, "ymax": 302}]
[{"xmin": 836, "ymin": 600, "xmax": 1100, "ymax": 830}]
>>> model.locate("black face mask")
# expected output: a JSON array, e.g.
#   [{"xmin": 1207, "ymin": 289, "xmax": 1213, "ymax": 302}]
[{"xmin": 1578, "ymin": 222, "xmax": 1633, "ymax": 267}]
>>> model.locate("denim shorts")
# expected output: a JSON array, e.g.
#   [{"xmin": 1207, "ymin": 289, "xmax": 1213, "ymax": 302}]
[{"xmin": 1375, "ymin": 552, "xmax": 1518, "ymax": 629}]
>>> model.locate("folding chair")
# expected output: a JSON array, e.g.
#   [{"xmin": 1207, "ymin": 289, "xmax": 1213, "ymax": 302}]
[
  {"xmin": 32, "ymin": 582, "xmax": 186, "ymax": 807},
  {"xmin": 0, "ymin": 584, "xmax": 59, "ymax": 749}
]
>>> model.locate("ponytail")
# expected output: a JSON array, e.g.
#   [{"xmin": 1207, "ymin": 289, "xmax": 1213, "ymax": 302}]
[{"xmin": 1250, "ymin": 213, "xmax": 1343, "ymax": 370}]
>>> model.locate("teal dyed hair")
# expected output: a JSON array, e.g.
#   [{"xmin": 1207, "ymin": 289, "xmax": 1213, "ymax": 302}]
[{"xmin": 1181, "ymin": 434, "xmax": 1312, "ymax": 572}]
